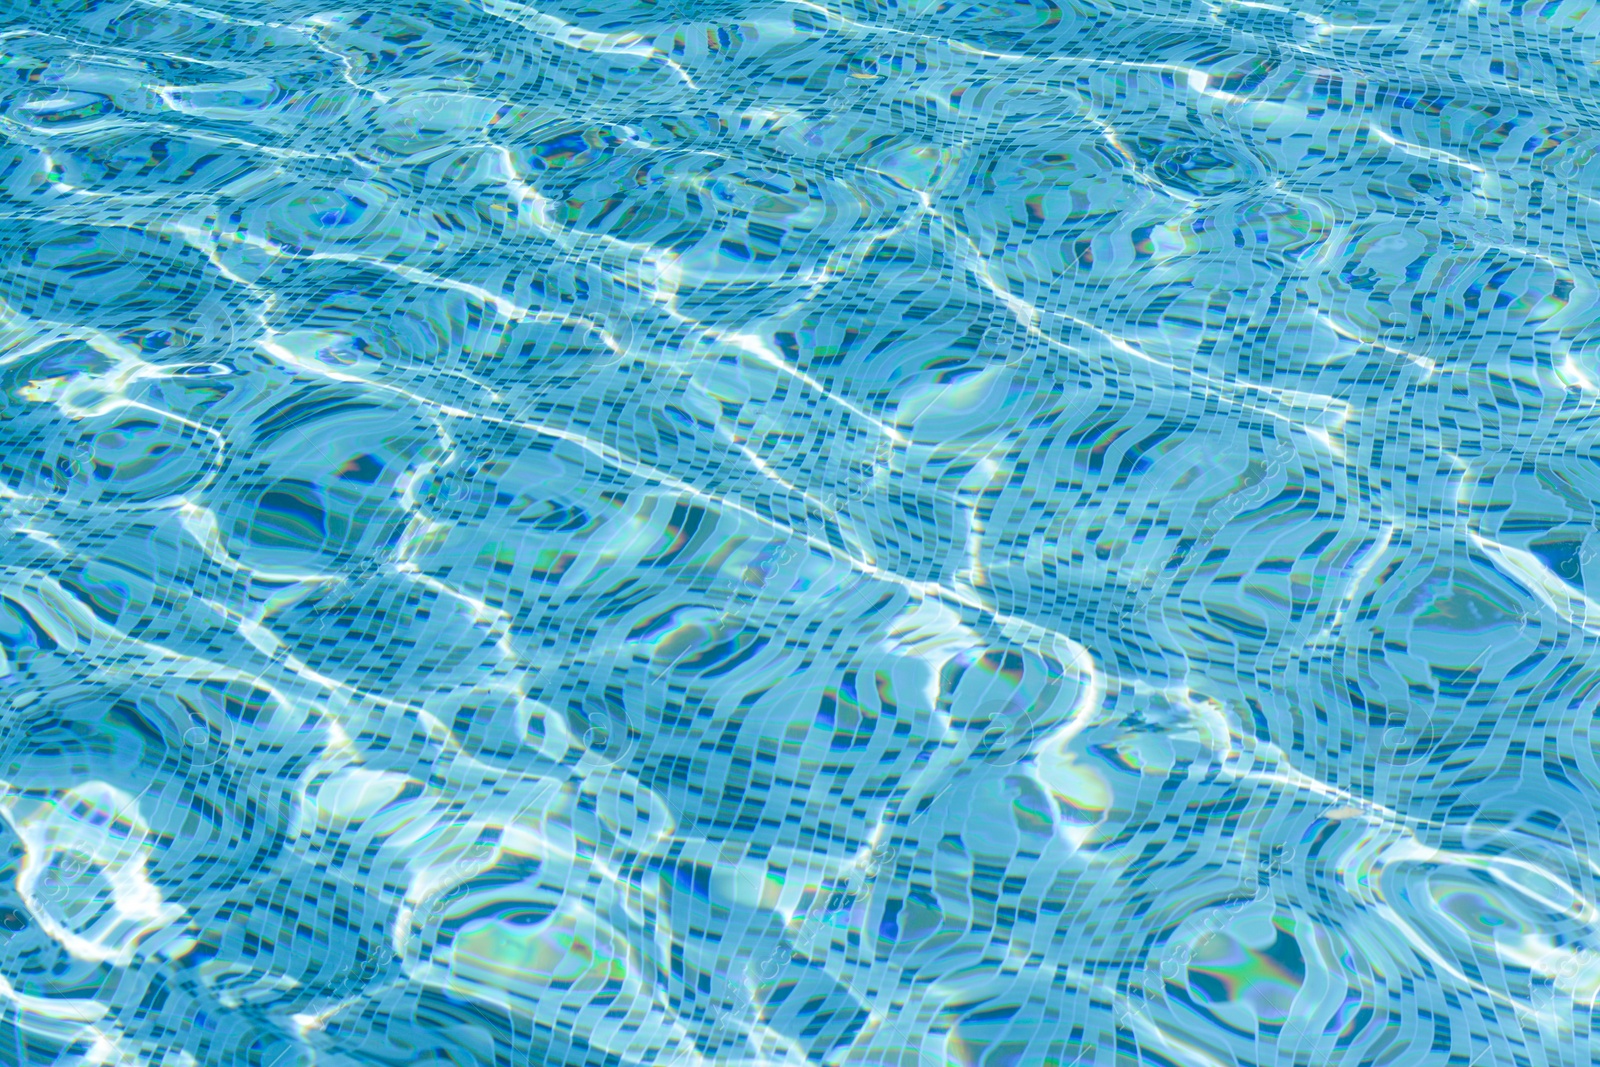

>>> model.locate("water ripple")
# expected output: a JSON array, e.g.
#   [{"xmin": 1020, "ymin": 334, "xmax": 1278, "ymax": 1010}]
[{"xmin": 0, "ymin": 0, "xmax": 1596, "ymax": 1065}]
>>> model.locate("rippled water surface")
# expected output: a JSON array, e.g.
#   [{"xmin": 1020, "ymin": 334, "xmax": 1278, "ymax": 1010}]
[{"xmin": 3, "ymin": 0, "xmax": 1600, "ymax": 1063}]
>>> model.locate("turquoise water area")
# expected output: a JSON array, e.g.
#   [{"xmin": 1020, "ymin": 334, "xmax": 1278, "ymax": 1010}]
[{"xmin": 1, "ymin": 0, "xmax": 1598, "ymax": 1064}]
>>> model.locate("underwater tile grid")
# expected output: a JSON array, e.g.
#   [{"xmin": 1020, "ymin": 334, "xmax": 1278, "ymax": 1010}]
[{"xmin": 4, "ymin": 0, "xmax": 1600, "ymax": 1064}]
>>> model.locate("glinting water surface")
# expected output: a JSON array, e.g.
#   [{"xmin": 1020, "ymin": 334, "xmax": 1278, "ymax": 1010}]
[{"xmin": 0, "ymin": 0, "xmax": 1597, "ymax": 1064}]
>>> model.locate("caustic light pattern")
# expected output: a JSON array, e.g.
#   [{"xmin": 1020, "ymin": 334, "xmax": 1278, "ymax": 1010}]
[{"xmin": 0, "ymin": 0, "xmax": 1597, "ymax": 1064}]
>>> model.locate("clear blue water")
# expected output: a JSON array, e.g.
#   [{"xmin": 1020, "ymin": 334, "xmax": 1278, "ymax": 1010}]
[{"xmin": 0, "ymin": 0, "xmax": 1598, "ymax": 1064}]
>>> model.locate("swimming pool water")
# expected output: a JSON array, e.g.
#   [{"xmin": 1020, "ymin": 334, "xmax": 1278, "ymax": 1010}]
[{"xmin": 1, "ymin": 0, "xmax": 1598, "ymax": 1064}]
